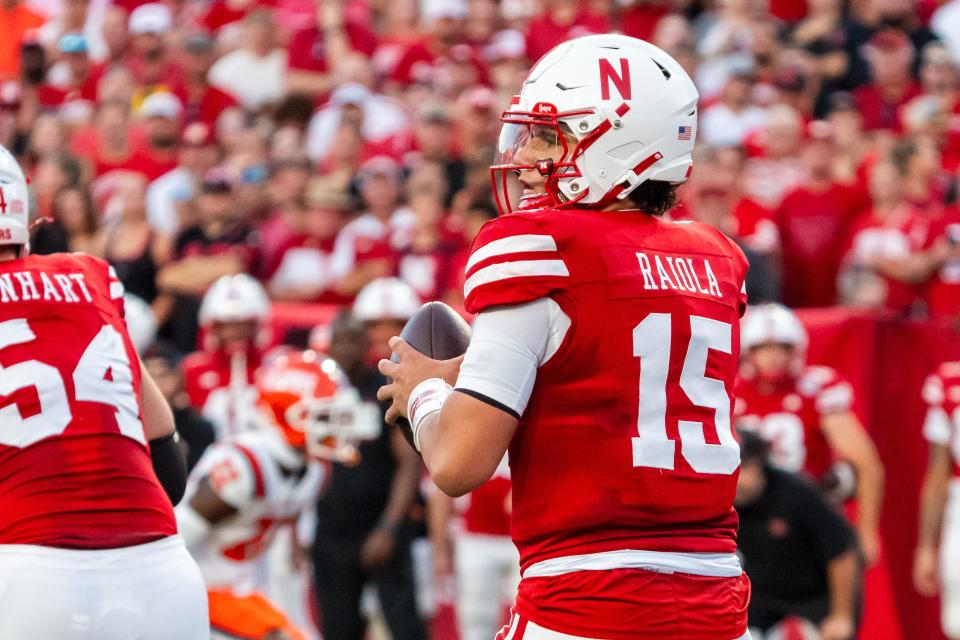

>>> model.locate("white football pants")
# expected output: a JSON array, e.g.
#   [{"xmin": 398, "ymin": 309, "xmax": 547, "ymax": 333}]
[
  {"xmin": 942, "ymin": 480, "xmax": 960, "ymax": 639},
  {"xmin": 500, "ymin": 612, "xmax": 752, "ymax": 640},
  {"xmin": 456, "ymin": 532, "xmax": 521, "ymax": 640},
  {"xmin": 0, "ymin": 534, "xmax": 209, "ymax": 639}
]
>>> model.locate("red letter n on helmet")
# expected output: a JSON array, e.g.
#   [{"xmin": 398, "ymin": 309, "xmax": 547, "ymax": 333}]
[{"xmin": 599, "ymin": 58, "xmax": 631, "ymax": 101}]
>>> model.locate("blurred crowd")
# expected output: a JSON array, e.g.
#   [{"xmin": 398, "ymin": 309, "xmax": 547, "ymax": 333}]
[
  {"xmin": 4, "ymin": 0, "xmax": 960, "ymax": 637},
  {"xmin": 3, "ymin": 0, "xmax": 960, "ymax": 345}
]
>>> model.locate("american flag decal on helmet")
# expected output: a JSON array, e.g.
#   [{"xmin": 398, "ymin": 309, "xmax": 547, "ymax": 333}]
[{"xmin": 677, "ymin": 125, "xmax": 692, "ymax": 141}]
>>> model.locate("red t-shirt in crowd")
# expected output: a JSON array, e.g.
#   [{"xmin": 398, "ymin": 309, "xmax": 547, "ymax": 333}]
[
  {"xmin": 174, "ymin": 83, "xmax": 238, "ymax": 128},
  {"xmin": 524, "ymin": 10, "xmax": 610, "ymax": 62},
  {"xmin": 619, "ymin": 3, "xmax": 671, "ymax": 41},
  {"xmin": 37, "ymin": 64, "xmax": 105, "ymax": 107},
  {"xmin": 853, "ymin": 82, "xmax": 923, "ymax": 132},
  {"xmin": 842, "ymin": 204, "xmax": 930, "ymax": 312},
  {"xmin": 199, "ymin": 0, "xmax": 277, "ymax": 32},
  {"xmin": 287, "ymin": 22, "xmax": 377, "ymax": 73},
  {"xmin": 776, "ymin": 182, "xmax": 867, "ymax": 307},
  {"xmin": 70, "ymin": 126, "xmax": 171, "ymax": 180}
]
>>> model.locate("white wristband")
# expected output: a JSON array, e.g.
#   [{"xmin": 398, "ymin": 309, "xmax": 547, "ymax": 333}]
[{"xmin": 407, "ymin": 378, "xmax": 453, "ymax": 452}]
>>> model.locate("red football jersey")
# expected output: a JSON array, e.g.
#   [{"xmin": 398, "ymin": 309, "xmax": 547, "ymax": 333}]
[
  {"xmin": 462, "ymin": 456, "xmax": 511, "ymax": 537},
  {"xmin": 733, "ymin": 366, "xmax": 854, "ymax": 478},
  {"xmin": 464, "ymin": 208, "xmax": 749, "ymax": 569},
  {"xmin": 0, "ymin": 253, "xmax": 176, "ymax": 548},
  {"xmin": 922, "ymin": 361, "xmax": 960, "ymax": 478},
  {"xmin": 182, "ymin": 348, "xmax": 262, "ymax": 440}
]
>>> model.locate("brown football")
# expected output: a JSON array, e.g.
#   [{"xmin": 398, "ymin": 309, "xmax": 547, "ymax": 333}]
[{"xmin": 391, "ymin": 301, "xmax": 472, "ymax": 449}]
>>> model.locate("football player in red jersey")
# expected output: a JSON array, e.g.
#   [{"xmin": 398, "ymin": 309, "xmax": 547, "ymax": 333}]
[
  {"xmin": 183, "ymin": 273, "xmax": 271, "ymax": 440},
  {"xmin": 914, "ymin": 361, "xmax": 960, "ymax": 639},
  {"xmin": 379, "ymin": 35, "xmax": 751, "ymax": 639},
  {"xmin": 734, "ymin": 303, "xmax": 885, "ymax": 565},
  {"xmin": 0, "ymin": 144, "xmax": 209, "ymax": 637}
]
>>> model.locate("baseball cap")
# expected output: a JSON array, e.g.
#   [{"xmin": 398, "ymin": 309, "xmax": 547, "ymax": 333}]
[
  {"xmin": 421, "ymin": 0, "xmax": 467, "ymax": 21},
  {"xmin": 865, "ymin": 29, "xmax": 912, "ymax": 54},
  {"xmin": 330, "ymin": 83, "xmax": 370, "ymax": 107},
  {"xmin": 0, "ymin": 81, "xmax": 21, "ymax": 110},
  {"xmin": 129, "ymin": 3, "xmax": 172, "ymax": 35},
  {"xmin": 459, "ymin": 85, "xmax": 496, "ymax": 112},
  {"xmin": 419, "ymin": 104, "xmax": 450, "ymax": 123},
  {"xmin": 58, "ymin": 33, "xmax": 88, "ymax": 54},
  {"xmin": 139, "ymin": 91, "xmax": 183, "ymax": 120}
]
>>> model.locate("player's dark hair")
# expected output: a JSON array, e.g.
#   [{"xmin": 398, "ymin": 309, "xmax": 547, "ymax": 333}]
[
  {"xmin": 624, "ymin": 180, "xmax": 678, "ymax": 217},
  {"xmin": 737, "ymin": 429, "xmax": 770, "ymax": 465}
]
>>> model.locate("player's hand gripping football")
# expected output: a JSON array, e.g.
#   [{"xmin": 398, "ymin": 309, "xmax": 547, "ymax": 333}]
[{"xmin": 377, "ymin": 337, "xmax": 463, "ymax": 426}]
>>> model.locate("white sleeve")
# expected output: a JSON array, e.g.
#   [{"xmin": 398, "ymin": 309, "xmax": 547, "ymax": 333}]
[{"xmin": 455, "ymin": 297, "xmax": 571, "ymax": 417}]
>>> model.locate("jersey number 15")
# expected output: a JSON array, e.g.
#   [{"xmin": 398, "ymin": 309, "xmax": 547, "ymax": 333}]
[{"xmin": 632, "ymin": 313, "xmax": 740, "ymax": 475}]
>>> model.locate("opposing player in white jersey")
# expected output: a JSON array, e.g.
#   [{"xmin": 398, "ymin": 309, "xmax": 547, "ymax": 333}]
[
  {"xmin": 177, "ymin": 350, "xmax": 377, "ymax": 640},
  {"xmin": 0, "ymin": 145, "xmax": 209, "ymax": 638},
  {"xmin": 915, "ymin": 361, "xmax": 960, "ymax": 639}
]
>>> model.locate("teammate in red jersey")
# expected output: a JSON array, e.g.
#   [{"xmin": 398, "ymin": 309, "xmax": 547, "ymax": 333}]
[
  {"xmin": 183, "ymin": 273, "xmax": 271, "ymax": 440},
  {"xmin": 734, "ymin": 303, "xmax": 885, "ymax": 564},
  {"xmin": 914, "ymin": 361, "xmax": 960, "ymax": 639},
  {"xmin": 380, "ymin": 35, "xmax": 751, "ymax": 639},
  {"xmin": 0, "ymin": 145, "xmax": 208, "ymax": 638}
]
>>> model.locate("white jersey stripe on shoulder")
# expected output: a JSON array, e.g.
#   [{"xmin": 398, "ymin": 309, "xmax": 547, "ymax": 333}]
[
  {"xmin": 466, "ymin": 234, "xmax": 558, "ymax": 273},
  {"xmin": 109, "ymin": 281, "xmax": 124, "ymax": 299},
  {"xmin": 464, "ymin": 259, "xmax": 569, "ymax": 298}
]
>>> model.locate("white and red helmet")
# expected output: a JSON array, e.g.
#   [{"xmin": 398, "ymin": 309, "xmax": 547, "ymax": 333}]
[
  {"xmin": 352, "ymin": 277, "xmax": 421, "ymax": 323},
  {"xmin": 491, "ymin": 33, "xmax": 698, "ymax": 214},
  {"xmin": 0, "ymin": 145, "xmax": 30, "ymax": 250},
  {"xmin": 199, "ymin": 274, "xmax": 270, "ymax": 326},
  {"xmin": 740, "ymin": 303, "xmax": 808, "ymax": 352},
  {"xmin": 256, "ymin": 351, "xmax": 379, "ymax": 464}
]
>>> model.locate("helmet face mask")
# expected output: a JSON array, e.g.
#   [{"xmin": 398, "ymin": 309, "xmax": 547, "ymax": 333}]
[
  {"xmin": 256, "ymin": 352, "xmax": 379, "ymax": 465},
  {"xmin": 284, "ymin": 391, "xmax": 380, "ymax": 466}
]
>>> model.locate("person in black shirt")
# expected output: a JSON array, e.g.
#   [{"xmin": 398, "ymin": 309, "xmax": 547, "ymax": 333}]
[
  {"xmin": 736, "ymin": 431, "xmax": 861, "ymax": 640},
  {"xmin": 311, "ymin": 311, "xmax": 426, "ymax": 640}
]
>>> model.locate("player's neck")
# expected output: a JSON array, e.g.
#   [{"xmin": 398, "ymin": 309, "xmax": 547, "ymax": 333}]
[{"xmin": 0, "ymin": 247, "xmax": 22, "ymax": 261}]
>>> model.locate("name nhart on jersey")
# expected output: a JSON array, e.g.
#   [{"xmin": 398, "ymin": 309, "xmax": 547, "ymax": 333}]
[
  {"xmin": 636, "ymin": 251, "xmax": 723, "ymax": 298},
  {"xmin": 0, "ymin": 271, "xmax": 94, "ymax": 304}
]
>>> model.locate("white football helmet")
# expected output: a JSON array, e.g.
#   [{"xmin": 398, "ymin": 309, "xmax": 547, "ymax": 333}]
[
  {"xmin": 198, "ymin": 274, "xmax": 271, "ymax": 326},
  {"xmin": 741, "ymin": 303, "xmax": 808, "ymax": 352},
  {"xmin": 352, "ymin": 277, "xmax": 421, "ymax": 322},
  {"xmin": 123, "ymin": 294, "xmax": 157, "ymax": 354},
  {"xmin": 491, "ymin": 33, "xmax": 698, "ymax": 214},
  {"xmin": 0, "ymin": 145, "xmax": 30, "ymax": 250}
]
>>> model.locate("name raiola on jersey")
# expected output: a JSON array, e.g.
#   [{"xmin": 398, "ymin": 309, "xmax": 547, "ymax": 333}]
[
  {"xmin": 636, "ymin": 249, "xmax": 725, "ymax": 298},
  {"xmin": 0, "ymin": 268, "xmax": 97, "ymax": 304}
]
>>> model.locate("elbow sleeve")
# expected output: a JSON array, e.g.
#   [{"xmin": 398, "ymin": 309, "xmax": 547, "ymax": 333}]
[{"xmin": 150, "ymin": 432, "xmax": 188, "ymax": 505}]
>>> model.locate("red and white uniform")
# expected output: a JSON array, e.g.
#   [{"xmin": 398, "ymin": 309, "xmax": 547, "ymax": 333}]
[
  {"xmin": 0, "ymin": 253, "xmax": 174, "ymax": 547},
  {"xmin": 455, "ymin": 456, "xmax": 519, "ymax": 640},
  {"xmin": 734, "ymin": 366, "xmax": 855, "ymax": 479},
  {"xmin": 0, "ymin": 252, "xmax": 207, "ymax": 639},
  {"xmin": 457, "ymin": 208, "xmax": 750, "ymax": 640},
  {"xmin": 922, "ymin": 362, "xmax": 960, "ymax": 637},
  {"xmin": 178, "ymin": 430, "xmax": 326, "ymax": 594},
  {"xmin": 183, "ymin": 348, "xmax": 262, "ymax": 440}
]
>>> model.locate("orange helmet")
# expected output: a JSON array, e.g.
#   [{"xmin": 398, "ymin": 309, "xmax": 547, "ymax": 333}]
[{"xmin": 255, "ymin": 351, "xmax": 379, "ymax": 464}]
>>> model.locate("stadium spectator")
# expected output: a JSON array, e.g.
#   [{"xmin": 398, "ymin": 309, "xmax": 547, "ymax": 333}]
[
  {"xmin": 0, "ymin": 0, "xmax": 45, "ymax": 82},
  {"xmin": 524, "ymin": 0, "xmax": 608, "ymax": 63},
  {"xmin": 742, "ymin": 105, "xmax": 807, "ymax": 209},
  {"xmin": 736, "ymin": 431, "xmax": 861, "ymax": 640},
  {"xmin": 38, "ymin": 33, "xmax": 103, "ymax": 109},
  {"xmin": 854, "ymin": 29, "xmax": 923, "ymax": 132},
  {"xmin": 146, "ymin": 121, "xmax": 220, "ymax": 234},
  {"xmin": 332, "ymin": 156, "xmax": 412, "ymax": 299},
  {"xmin": 125, "ymin": 3, "xmax": 185, "ymax": 108},
  {"xmin": 701, "ymin": 63, "xmax": 766, "ymax": 148},
  {"xmin": 158, "ymin": 168, "xmax": 258, "ymax": 351},
  {"xmin": 208, "ymin": 10, "xmax": 287, "ymax": 112},
  {"xmin": 312, "ymin": 307, "xmax": 427, "ymax": 640},
  {"xmin": 174, "ymin": 31, "xmax": 239, "ymax": 130},
  {"xmin": 776, "ymin": 122, "xmax": 865, "ymax": 307},
  {"xmin": 96, "ymin": 171, "xmax": 169, "ymax": 308},
  {"xmin": 136, "ymin": 91, "xmax": 182, "ymax": 179},
  {"xmin": 32, "ymin": 184, "xmax": 98, "ymax": 255}
]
